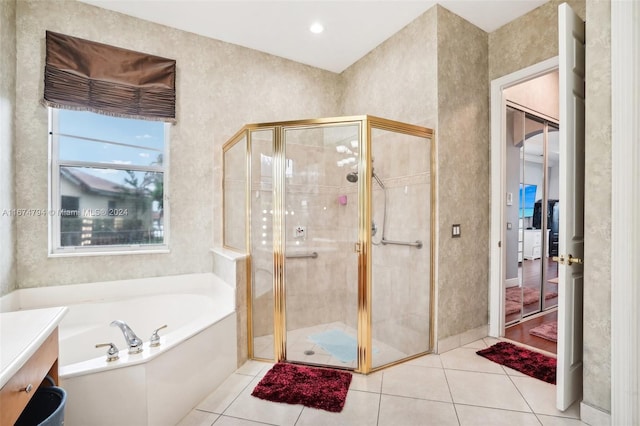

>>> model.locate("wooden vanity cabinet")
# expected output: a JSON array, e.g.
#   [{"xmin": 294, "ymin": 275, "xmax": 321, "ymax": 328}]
[{"xmin": 0, "ymin": 328, "xmax": 60, "ymax": 426}]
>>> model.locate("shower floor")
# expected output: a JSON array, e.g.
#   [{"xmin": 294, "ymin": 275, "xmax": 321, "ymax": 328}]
[{"xmin": 252, "ymin": 321, "xmax": 409, "ymax": 370}]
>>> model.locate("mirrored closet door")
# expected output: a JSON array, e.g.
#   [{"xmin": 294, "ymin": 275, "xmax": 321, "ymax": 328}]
[{"xmin": 505, "ymin": 105, "xmax": 559, "ymax": 325}]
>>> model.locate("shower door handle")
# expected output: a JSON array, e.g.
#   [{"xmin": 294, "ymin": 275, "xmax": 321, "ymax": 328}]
[{"xmin": 285, "ymin": 252, "xmax": 318, "ymax": 259}]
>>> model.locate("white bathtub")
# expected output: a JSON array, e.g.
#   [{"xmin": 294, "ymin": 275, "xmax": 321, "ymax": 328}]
[{"xmin": 1, "ymin": 273, "xmax": 237, "ymax": 426}]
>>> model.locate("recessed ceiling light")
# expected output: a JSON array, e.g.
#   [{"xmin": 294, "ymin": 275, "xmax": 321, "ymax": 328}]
[{"xmin": 309, "ymin": 22, "xmax": 324, "ymax": 34}]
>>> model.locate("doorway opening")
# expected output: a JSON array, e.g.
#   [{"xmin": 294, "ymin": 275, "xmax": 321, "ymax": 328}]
[
  {"xmin": 503, "ymin": 76, "xmax": 560, "ymax": 354},
  {"xmin": 502, "ymin": 100, "xmax": 560, "ymax": 355},
  {"xmin": 488, "ymin": 58, "xmax": 561, "ymax": 347}
]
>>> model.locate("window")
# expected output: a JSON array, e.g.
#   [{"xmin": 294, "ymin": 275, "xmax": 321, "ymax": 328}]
[
  {"xmin": 49, "ymin": 108, "xmax": 169, "ymax": 254},
  {"xmin": 61, "ymin": 196, "xmax": 79, "ymax": 217}
]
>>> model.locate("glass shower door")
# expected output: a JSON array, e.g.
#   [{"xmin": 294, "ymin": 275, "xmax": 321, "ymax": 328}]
[
  {"xmin": 250, "ymin": 129, "xmax": 276, "ymax": 360},
  {"xmin": 369, "ymin": 126, "xmax": 432, "ymax": 369},
  {"xmin": 282, "ymin": 123, "xmax": 361, "ymax": 369}
]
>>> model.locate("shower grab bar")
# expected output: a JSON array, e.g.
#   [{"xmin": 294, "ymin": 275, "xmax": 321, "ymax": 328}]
[
  {"xmin": 285, "ymin": 251, "xmax": 319, "ymax": 259},
  {"xmin": 381, "ymin": 239, "xmax": 423, "ymax": 249}
]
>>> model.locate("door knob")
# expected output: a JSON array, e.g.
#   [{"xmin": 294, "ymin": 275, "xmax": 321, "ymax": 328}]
[
  {"xmin": 552, "ymin": 254, "xmax": 583, "ymax": 266},
  {"xmin": 567, "ymin": 254, "xmax": 583, "ymax": 265}
]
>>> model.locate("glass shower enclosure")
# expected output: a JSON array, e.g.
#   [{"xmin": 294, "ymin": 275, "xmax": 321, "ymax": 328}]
[{"xmin": 223, "ymin": 115, "xmax": 434, "ymax": 374}]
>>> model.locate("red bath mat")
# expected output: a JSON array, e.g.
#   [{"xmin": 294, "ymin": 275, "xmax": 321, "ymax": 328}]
[
  {"xmin": 476, "ymin": 341, "xmax": 556, "ymax": 384},
  {"xmin": 251, "ymin": 362, "xmax": 352, "ymax": 412}
]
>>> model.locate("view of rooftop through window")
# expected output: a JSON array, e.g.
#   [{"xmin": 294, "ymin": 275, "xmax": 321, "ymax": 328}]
[{"xmin": 52, "ymin": 109, "xmax": 167, "ymax": 250}]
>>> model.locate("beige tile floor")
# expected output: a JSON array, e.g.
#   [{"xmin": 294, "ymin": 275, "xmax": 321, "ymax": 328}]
[{"xmin": 178, "ymin": 337, "xmax": 587, "ymax": 426}]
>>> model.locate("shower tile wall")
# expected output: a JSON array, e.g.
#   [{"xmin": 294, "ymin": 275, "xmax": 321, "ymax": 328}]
[
  {"xmin": 369, "ymin": 129, "xmax": 431, "ymax": 357},
  {"xmin": 250, "ymin": 127, "xmax": 357, "ymax": 343}
]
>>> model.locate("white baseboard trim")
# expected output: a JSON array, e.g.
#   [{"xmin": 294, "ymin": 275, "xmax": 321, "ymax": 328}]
[
  {"xmin": 580, "ymin": 402, "xmax": 611, "ymax": 426},
  {"xmin": 437, "ymin": 324, "xmax": 488, "ymax": 354},
  {"xmin": 505, "ymin": 277, "xmax": 519, "ymax": 288}
]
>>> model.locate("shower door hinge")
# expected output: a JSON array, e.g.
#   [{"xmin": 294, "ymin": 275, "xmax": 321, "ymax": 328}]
[{"xmin": 354, "ymin": 242, "xmax": 361, "ymax": 253}]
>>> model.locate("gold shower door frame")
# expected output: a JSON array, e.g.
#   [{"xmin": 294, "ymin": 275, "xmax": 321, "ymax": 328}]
[{"xmin": 222, "ymin": 115, "xmax": 435, "ymax": 374}]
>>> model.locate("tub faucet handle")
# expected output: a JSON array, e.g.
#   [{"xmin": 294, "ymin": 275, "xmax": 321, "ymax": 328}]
[
  {"xmin": 96, "ymin": 342, "xmax": 120, "ymax": 362},
  {"xmin": 150, "ymin": 324, "xmax": 168, "ymax": 347}
]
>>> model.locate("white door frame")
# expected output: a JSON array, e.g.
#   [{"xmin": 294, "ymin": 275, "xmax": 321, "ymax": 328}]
[
  {"xmin": 611, "ymin": 0, "xmax": 640, "ymax": 423},
  {"xmin": 488, "ymin": 56, "xmax": 559, "ymax": 337}
]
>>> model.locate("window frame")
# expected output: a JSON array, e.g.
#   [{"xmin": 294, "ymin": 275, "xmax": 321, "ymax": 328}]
[{"xmin": 48, "ymin": 108, "xmax": 170, "ymax": 256}]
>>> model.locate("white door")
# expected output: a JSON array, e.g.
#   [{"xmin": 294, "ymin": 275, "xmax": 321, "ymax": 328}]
[{"xmin": 556, "ymin": 2, "xmax": 585, "ymax": 411}]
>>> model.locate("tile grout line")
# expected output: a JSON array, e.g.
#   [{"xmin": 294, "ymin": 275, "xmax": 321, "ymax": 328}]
[
  {"xmin": 504, "ymin": 372, "xmax": 585, "ymax": 424},
  {"xmin": 293, "ymin": 406, "xmax": 304, "ymax": 426},
  {"xmin": 442, "ymin": 367, "xmax": 462, "ymax": 425},
  {"xmin": 375, "ymin": 371, "xmax": 384, "ymax": 426},
  {"xmin": 503, "ymin": 365, "xmax": 541, "ymax": 422},
  {"xmin": 219, "ymin": 376, "xmax": 255, "ymax": 417},
  {"xmin": 197, "ymin": 370, "xmax": 262, "ymax": 418},
  {"xmin": 452, "ymin": 401, "xmax": 546, "ymax": 416},
  {"xmin": 214, "ymin": 413, "xmax": 278, "ymax": 426}
]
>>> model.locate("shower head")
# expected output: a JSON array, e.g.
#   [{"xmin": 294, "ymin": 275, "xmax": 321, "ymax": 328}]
[{"xmin": 345, "ymin": 170, "xmax": 385, "ymax": 188}]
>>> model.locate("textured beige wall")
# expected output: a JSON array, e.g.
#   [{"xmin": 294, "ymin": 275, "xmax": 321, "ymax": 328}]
[
  {"xmin": 436, "ymin": 6, "xmax": 489, "ymax": 339},
  {"xmin": 340, "ymin": 7, "xmax": 438, "ymax": 128},
  {"xmin": 13, "ymin": 0, "xmax": 340, "ymax": 288},
  {"xmin": 489, "ymin": 0, "xmax": 586, "ymax": 81},
  {"xmin": 583, "ymin": 0, "xmax": 611, "ymax": 414},
  {"xmin": 0, "ymin": 0, "xmax": 16, "ymax": 297}
]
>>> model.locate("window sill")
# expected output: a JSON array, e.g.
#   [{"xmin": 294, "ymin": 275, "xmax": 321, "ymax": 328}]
[{"xmin": 48, "ymin": 246, "xmax": 170, "ymax": 258}]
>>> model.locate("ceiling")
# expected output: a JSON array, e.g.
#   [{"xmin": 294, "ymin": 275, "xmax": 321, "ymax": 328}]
[{"xmin": 80, "ymin": 0, "xmax": 548, "ymax": 73}]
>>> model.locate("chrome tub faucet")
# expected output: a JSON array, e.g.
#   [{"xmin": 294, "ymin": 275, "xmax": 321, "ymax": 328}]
[{"xmin": 110, "ymin": 320, "xmax": 143, "ymax": 354}]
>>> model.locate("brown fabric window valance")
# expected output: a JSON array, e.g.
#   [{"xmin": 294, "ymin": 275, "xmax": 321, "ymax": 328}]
[{"xmin": 42, "ymin": 31, "xmax": 176, "ymax": 123}]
